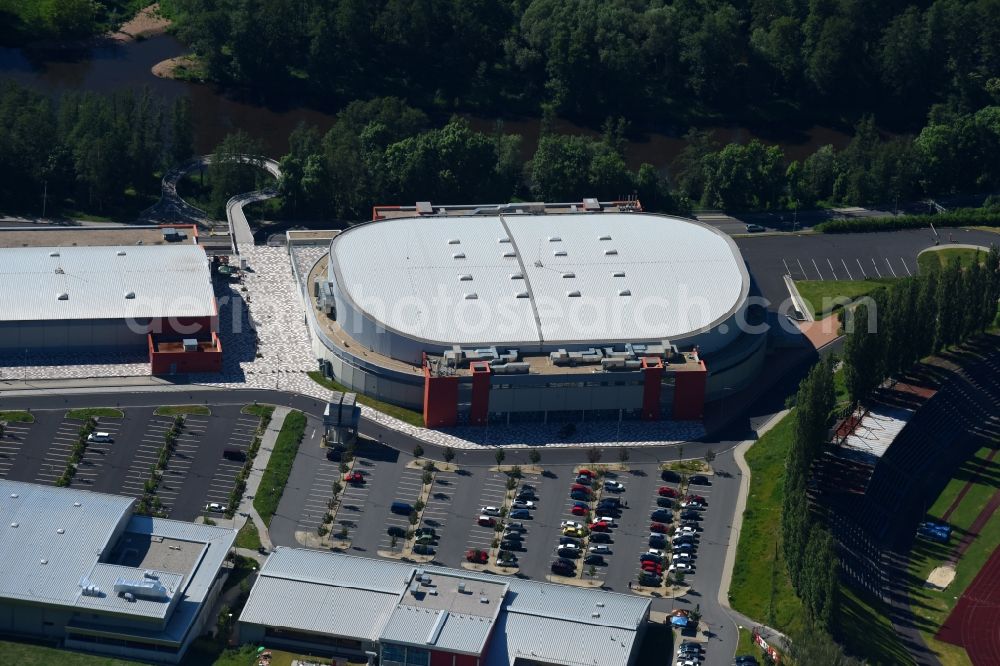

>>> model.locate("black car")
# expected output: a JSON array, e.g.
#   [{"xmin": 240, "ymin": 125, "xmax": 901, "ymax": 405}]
[
  {"xmin": 412, "ymin": 544, "xmax": 435, "ymax": 555},
  {"xmin": 651, "ymin": 509, "xmax": 673, "ymax": 522},
  {"xmin": 559, "ymin": 536, "xmax": 581, "ymax": 546},
  {"xmin": 558, "ymin": 546, "xmax": 582, "ymax": 559},
  {"xmin": 584, "ymin": 554, "xmax": 606, "ymax": 566},
  {"xmin": 656, "ymin": 496, "xmax": 675, "ymax": 508},
  {"xmin": 500, "ymin": 540, "xmax": 522, "ymax": 551},
  {"xmin": 638, "ymin": 572, "xmax": 661, "ymax": 586},
  {"xmin": 598, "ymin": 497, "xmax": 622, "ymax": 508},
  {"xmin": 589, "ymin": 531, "xmax": 612, "ymax": 543},
  {"xmin": 551, "ymin": 559, "xmax": 575, "ymax": 575},
  {"xmin": 649, "ymin": 536, "xmax": 668, "ymax": 548},
  {"xmin": 661, "ymin": 469, "xmax": 681, "ymax": 482},
  {"xmin": 570, "ymin": 491, "xmax": 592, "ymax": 502},
  {"xmin": 387, "ymin": 526, "xmax": 407, "ymax": 538},
  {"xmin": 734, "ymin": 656, "xmax": 759, "ymax": 666},
  {"xmin": 681, "ymin": 510, "xmax": 701, "ymax": 521},
  {"xmin": 689, "ymin": 475, "xmax": 710, "ymax": 486},
  {"xmin": 517, "ymin": 491, "xmax": 537, "ymax": 501},
  {"xmin": 520, "ymin": 484, "xmax": 537, "ymax": 492}
]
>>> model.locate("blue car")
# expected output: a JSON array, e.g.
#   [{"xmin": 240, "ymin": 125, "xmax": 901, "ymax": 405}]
[{"xmin": 510, "ymin": 509, "xmax": 531, "ymax": 519}]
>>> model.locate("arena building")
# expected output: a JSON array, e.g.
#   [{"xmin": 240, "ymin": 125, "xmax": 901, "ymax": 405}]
[
  {"xmin": 0, "ymin": 225, "xmax": 221, "ymax": 374},
  {"xmin": 0, "ymin": 480, "xmax": 236, "ymax": 664},
  {"xmin": 301, "ymin": 200, "xmax": 767, "ymax": 427}
]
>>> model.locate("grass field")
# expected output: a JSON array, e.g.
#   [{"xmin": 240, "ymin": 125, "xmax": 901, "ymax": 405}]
[
  {"xmin": 241, "ymin": 404, "xmax": 276, "ymax": 419},
  {"xmin": 234, "ymin": 519, "xmax": 263, "ymax": 550},
  {"xmin": 729, "ymin": 414, "xmax": 805, "ymax": 635},
  {"xmin": 905, "ymin": 444, "xmax": 1000, "ymax": 665},
  {"xmin": 253, "ymin": 410, "xmax": 307, "ymax": 526},
  {"xmin": 0, "ymin": 410, "xmax": 34, "ymax": 423},
  {"xmin": 65, "ymin": 407, "xmax": 124, "ymax": 420},
  {"xmin": 308, "ymin": 370, "xmax": 424, "ymax": 427},
  {"xmin": 836, "ymin": 586, "xmax": 915, "ymax": 665},
  {"xmin": 795, "ymin": 278, "xmax": 896, "ymax": 318},
  {"xmin": 0, "ymin": 640, "xmax": 142, "ymax": 665},
  {"xmin": 917, "ymin": 247, "xmax": 989, "ymax": 273},
  {"xmin": 154, "ymin": 405, "xmax": 212, "ymax": 416}
]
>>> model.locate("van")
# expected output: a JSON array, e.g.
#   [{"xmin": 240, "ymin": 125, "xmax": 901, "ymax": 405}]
[
  {"xmin": 390, "ymin": 501, "xmax": 413, "ymax": 515},
  {"xmin": 223, "ymin": 448, "xmax": 247, "ymax": 461},
  {"xmin": 87, "ymin": 432, "xmax": 112, "ymax": 443}
]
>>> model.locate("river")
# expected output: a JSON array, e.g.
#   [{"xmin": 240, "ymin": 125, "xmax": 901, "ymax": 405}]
[{"xmin": 0, "ymin": 35, "xmax": 851, "ymax": 168}]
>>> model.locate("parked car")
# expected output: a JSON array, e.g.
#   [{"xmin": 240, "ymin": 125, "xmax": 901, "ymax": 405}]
[
  {"xmin": 517, "ymin": 490, "xmax": 537, "ymax": 501},
  {"xmin": 343, "ymin": 471, "xmax": 364, "ymax": 484},
  {"xmin": 584, "ymin": 554, "xmax": 606, "ymax": 566},
  {"xmin": 559, "ymin": 536, "xmax": 582, "ymax": 546},
  {"xmin": 686, "ymin": 494, "xmax": 707, "ymax": 503},
  {"xmin": 641, "ymin": 562, "xmax": 663, "ymax": 574},
  {"xmin": 672, "ymin": 552, "xmax": 693, "ymax": 562},
  {"xmin": 668, "ymin": 562, "xmax": 693, "ymax": 572},
  {"xmin": 603, "ymin": 480, "xmax": 625, "ymax": 492},
  {"xmin": 577, "ymin": 469, "xmax": 595, "ymax": 478},
  {"xmin": 589, "ymin": 531, "xmax": 612, "ymax": 543},
  {"xmin": 511, "ymin": 500, "xmax": 535, "ymax": 509},
  {"xmin": 466, "ymin": 549, "xmax": 488, "ymax": 564},
  {"xmin": 88, "ymin": 432, "xmax": 113, "ymax": 443},
  {"xmin": 678, "ymin": 642, "xmax": 703, "ymax": 655},
  {"xmin": 496, "ymin": 552, "xmax": 518, "ymax": 567},
  {"xmin": 502, "ymin": 531, "xmax": 523, "ymax": 542},
  {"xmin": 415, "ymin": 527, "xmax": 437, "ymax": 538},
  {"xmin": 651, "ymin": 509, "xmax": 673, "ymax": 522},
  {"xmin": 680, "ymin": 510, "xmax": 701, "ymax": 521},
  {"xmin": 391, "ymin": 501, "xmax": 413, "ymax": 515},
  {"xmin": 650, "ymin": 522, "xmax": 669, "ymax": 533},
  {"xmin": 562, "ymin": 526, "xmax": 586, "ymax": 537},
  {"xmin": 689, "ymin": 475, "xmax": 710, "ymax": 486},
  {"xmin": 588, "ymin": 544, "xmax": 611, "ymax": 554},
  {"xmin": 551, "ymin": 559, "xmax": 575, "ymax": 575},
  {"xmin": 415, "ymin": 534, "xmax": 435, "ymax": 545},
  {"xmin": 658, "ymin": 486, "xmax": 678, "ymax": 497},
  {"xmin": 597, "ymin": 497, "xmax": 621, "ymax": 509},
  {"xmin": 571, "ymin": 505, "xmax": 589, "ymax": 516},
  {"xmin": 735, "ymin": 656, "xmax": 760, "ymax": 666},
  {"xmin": 649, "ymin": 536, "xmax": 668, "ymax": 549},
  {"xmin": 570, "ymin": 484, "xmax": 592, "ymax": 494},
  {"xmin": 561, "ymin": 520, "xmax": 584, "ymax": 530},
  {"xmin": 481, "ymin": 506, "xmax": 502, "ymax": 516},
  {"xmin": 745, "ymin": 223, "xmax": 766, "ymax": 233},
  {"xmin": 205, "ymin": 502, "xmax": 225, "ymax": 513},
  {"xmin": 589, "ymin": 521, "xmax": 611, "ymax": 532},
  {"xmin": 387, "ymin": 526, "xmax": 407, "ymax": 538},
  {"xmin": 520, "ymin": 484, "xmax": 537, "ymax": 492},
  {"xmin": 640, "ymin": 553, "xmax": 663, "ymax": 564},
  {"xmin": 509, "ymin": 508, "xmax": 531, "ymax": 519},
  {"xmin": 574, "ymin": 475, "xmax": 592, "ymax": 486},
  {"xmin": 570, "ymin": 491, "xmax": 592, "ymax": 502},
  {"xmin": 673, "ymin": 543, "xmax": 696, "ymax": 553},
  {"xmin": 413, "ymin": 544, "xmax": 435, "ymax": 555},
  {"xmin": 477, "ymin": 515, "xmax": 496, "ymax": 527},
  {"xmin": 661, "ymin": 469, "xmax": 681, "ymax": 482},
  {"xmin": 638, "ymin": 572, "xmax": 662, "ymax": 586},
  {"xmin": 657, "ymin": 497, "xmax": 675, "ymax": 508},
  {"xmin": 680, "ymin": 500, "xmax": 705, "ymax": 509}
]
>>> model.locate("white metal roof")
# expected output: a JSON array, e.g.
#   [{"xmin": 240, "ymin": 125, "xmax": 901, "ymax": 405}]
[
  {"xmin": 840, "ymin": 404, "xmax": 914, "ymax": 464},
  {"xmin": 0, "ymin": 244, "xmax": 215, "ymax": 322},
  {"xmin": 240, "ymin": 548, "xmax": 649, "ymax": 665},
  {"xmin": 330, "ymin": 213, "xmax": 748, "ymax": 347}
]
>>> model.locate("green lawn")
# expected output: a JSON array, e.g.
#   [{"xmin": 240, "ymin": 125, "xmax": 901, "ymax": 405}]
[
  {"xmin": 65, "ymin": 407, "xmax": 124, "ymax": 420},
  {"xmin": 241, "ymin": 404, "xmax": 276, "ymax": 419},
  {"xmin": 729, "ymin": 414, "xmax": 806, "ymax": 636},
  {"xmin": 234, "ymin": 519, "xmax": 263, "ymax": 550},
  {"xmin": 0, "ymin": 410, "xmax": 34, "ymax": 423},
  {"xmin": 906, "ymin": 444, "xmax": 1000, "ymax": 665},
  {"xmin": 0, "ymin": 640, "xmax": 143, "ymax": 665},
  {"xmin": 307, "ymin": 370, "xmax": 424, "ymax": 427},
  {"xmin": 794, "ymin": 278, "xmax": 896, "ymax": 318},
  {"xmin": 917, "ymin": 248, "xmax": 988, "ymax": 273},
  {"xmin": 154, "ymin": 404, "xmax": 212, "ymax": 416},
  {"xmin": 835, "ymin": 586, "xmax": 915, "ymax": 665},
  {"xmin": 253, "ymin": 410, "xmax": 307, "ymax": 525}
]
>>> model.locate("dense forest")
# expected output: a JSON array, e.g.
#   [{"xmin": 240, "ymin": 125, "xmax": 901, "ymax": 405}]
[
  {"xmin": 0, "ymin": 0, "xmax": 145, "ymax": 41},
  {"xmin": 167, "ymin": 0, "xmax": 1000, "ymax": 128}
]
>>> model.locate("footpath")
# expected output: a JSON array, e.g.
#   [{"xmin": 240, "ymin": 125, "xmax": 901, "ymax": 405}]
[{"xmin": 232, "ymin": 405, "xmax": 291, "ymax": 551}]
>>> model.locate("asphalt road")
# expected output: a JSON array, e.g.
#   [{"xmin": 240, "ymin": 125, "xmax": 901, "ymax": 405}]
[{"xmin": 736, "ymin": 228, "xmax": 1000, "ymax": 312}]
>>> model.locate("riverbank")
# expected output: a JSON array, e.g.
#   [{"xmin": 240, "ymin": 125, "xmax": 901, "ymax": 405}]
[
  {"xmin": 108, "ymin": 4, "xmax": 171, "ymax": 43},
  {"xmin": 152, "ymin": 54, "xmax": 204, "ymax": 81}
]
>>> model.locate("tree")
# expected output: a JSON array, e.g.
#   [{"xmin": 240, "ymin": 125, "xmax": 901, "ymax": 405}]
[
  {"xmin": 169, "ymin": 97, "xmax": 195, "ymax": 165},
  {"xmin": 618, "ymin": 448, "xmax": 630, "ymax": 465},
  {"xmin": 208, "ymin": 130, "xmax": 266, "ymax": 217},
  {"xmin": 586, "ymin": 447, "xmax": 602, "ymax": 465},
  {"xmin": 412, "ymin": 444, "xmax": 424, "ymax": 459},
  {"xmin": 495, "ymin": 448, "xmax": 505, "ymax": 466},
  {"xmin": 703, "ymin": 449, "xmax": 715, "ymax": 465},
  {"xmin": 443, "ymin": 446, "xmax": 456, "ymax": 464},
  {"xmin": 700, "ymin": 140, "xmax": 786, "ymax": 210},
  {"xmin": 528, "ymin": 449, "xmax": 541, "ymax": 465}
]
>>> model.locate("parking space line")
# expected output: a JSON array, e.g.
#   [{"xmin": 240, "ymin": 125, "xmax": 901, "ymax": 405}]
[
  {"xmin": 812, "ymin": 258, "xmax": 823, "ymax": 280},
  {"xmin": 795, "ymin": 258, "xmax": 806, "ymax": 279},
  {"xmin": 871, "ymin": 257, "xmax": 882, "ymax": 277},
  {"xmin": 827, "ymin": 258, "xmax": 838, "ymax": 280},
  {"xmin": 841, "ymin": 258, "xmax": 853, "ymax": 280},
  {"xmin": 884, "ymin": 257, "xmax": 897, "ymax": 278}
]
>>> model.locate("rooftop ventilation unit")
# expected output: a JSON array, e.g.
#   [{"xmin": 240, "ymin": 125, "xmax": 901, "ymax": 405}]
[
  {"xmin": 502, "ymin": 251, "xmax": 516, "ymax": 258},
  {"xmin": 463, "ymin": 293, "xmax": 478, "ymax": 300},
  {"xmin": 48, "ymin": 251, "xmax": 59, "ymax": 257},
  {"xmin": 498, "ymin": 237, "xmax": 511, "ymax": 243},
  {"xmin": 116, "ymin": 250, "xmax": 126, "ymax": 256},
  {"xmin": 125, "ymin": 291, "xmax": 135, "ymax": 299},
  {"xmin": 515, "ymin": 291, "xmax": 529, "ymax": 298},
  {"xmin": 566, "ymin": 290, "xmax": 581, "ymax": 297},
  {"xmin": 182, "ymin": 338, "xmax": 198, "ymax": 351},
  {"xmin": 583, "ymin": 197, "xmax": 600, "ymax": 211},
  {"xmin": 553, "ymin": 250, "xmax": 567, "ymax": 257},
  {"xmin": 612, "ymin": 271, "xmax": 626, "ymax": 277},
  {"xmin": 56, "ymin": 528, "xmax": 65, "ymax": 534},
  {"xmin": 57, "ymin": 292, "xmax": 68, "ymax": 300},
  {"xmin": 604, "ymin": 249, "xmax": 618, "ymax": 256},
  {"xmin": 618, "ymin": 289, "xmax": 632, "ymax": 296},
  {"xmin": 458, "ymin": 274, "xmax": 473, "ymax": 281},
  {"xmin": 510, "ymin": 273, "xmax": 524, "ymax": 280},
  {"xmin": 548, "ymin": 236, "xmax": 562, "ymax": 242},
  {"xmin": 452, "ymin": 252, "xmax": 466, "ymax": 259},
  {"xmin": 458, "ymin": 582, "xmax": 467, "ymax": 593},
  {"xmin": 599, "ymin": 235, "xmax": 612, "ymax": 241},
  {"xmin": 561, "ymin": 272, "xmax": 575, "ymax": 278},
  {"xmin": 447, "ymin": 239, "xmax": 460, "ymax": 245}
]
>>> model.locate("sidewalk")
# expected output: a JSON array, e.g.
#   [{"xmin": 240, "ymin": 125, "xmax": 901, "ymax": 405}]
[
  {"xmin": 717, "ymin": 409, "xmax": 792, "ymax": 649},
  {"xmin": 233, "ymin": 405, "xmax": 291, "ymax": 551}
]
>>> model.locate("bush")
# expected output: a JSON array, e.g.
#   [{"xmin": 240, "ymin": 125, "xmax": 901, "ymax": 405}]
[
  {"xmin": 816, "ymin": 207, "xmax": 1000, "ymax": 233},
  {"xmin": 423, "ymin": 459, "xmax": 436, "ymax": 471},
  {"xmin": 422, "ymin": 471, "xmax": 433, "ymax": 485},
  {"xmin": 254, "ymin": 411, "xmax": 307, "ymax": 525},
  {"xmin": 443, "ymin": 446, "xmax": 456, "ymax": 463},
  {"xmin": 413, "ymin": 444, "xmax": 424, "ymax": 458}
]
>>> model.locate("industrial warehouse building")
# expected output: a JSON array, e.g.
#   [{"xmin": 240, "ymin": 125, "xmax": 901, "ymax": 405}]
[
  {"xmin": 0, "ymin": 480, "xmax": 237, "ymax": 663},
  {"xmin": 301, "ymin": 201, "xmax": 767, "ymax": 427},
  {"xmin": 239, "ymin": 548, "xmax": 651, "ymax": 666},
  {"xmin": 0, "ymin": 226, "xmax": 222, "ymax": 374}
]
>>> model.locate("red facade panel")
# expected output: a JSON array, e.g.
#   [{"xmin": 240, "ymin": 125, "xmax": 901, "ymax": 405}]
[
  {"xmin": 641, "ymin": 358, "xmax": 664, "ymax": 421},
  {"xmin": 423, "ymin": 371, "xmax": 459, "ymax": 427},
  {"xmin": 672, "ymin": 361, "xmax": 708, "ymax": 420},
  {"xmin": 469, "ymin": 361, "xmax": 491, "ymax": 426}
]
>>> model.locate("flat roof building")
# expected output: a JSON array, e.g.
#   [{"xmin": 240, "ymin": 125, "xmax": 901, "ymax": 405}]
[
  {"xmin": 0, "ymin": 480, "xmax": 236, "ymax": 663},
  {"xmin": 0, "ymin": 226, "xmax": 222, "ymax": 374},
  {"xmin": 239, "ymin": 548, "xmax": 650, "ymax": 666}
]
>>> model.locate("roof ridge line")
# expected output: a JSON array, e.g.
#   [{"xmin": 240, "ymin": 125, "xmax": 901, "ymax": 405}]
[{"xmin": 497, "ymin": 213, "xmax": 544, "ymax": 347}]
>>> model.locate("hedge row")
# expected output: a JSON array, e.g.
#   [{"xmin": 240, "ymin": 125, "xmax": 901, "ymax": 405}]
[
  {"xmin": 254, "ymin": 410, "xmax": 307, "ymax": 526},
  {"xmin": 816, "ymin": 208, "xmax": 1000, "ymax": 234}
]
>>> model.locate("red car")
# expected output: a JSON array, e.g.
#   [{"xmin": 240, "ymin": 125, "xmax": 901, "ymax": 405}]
[
  {"xmin": 589, "ymin": 521, "xmax": 610, "ymax": 532},
  {"xmin": 466, "ymin": 549, "xmax": 488, "ymax": 564},
  {"xmin": 343, "ymin": 471, "xmax": 364, "ymax": 484},
  {"xmin": 577, "ymin": 469, "xmax": 595, "ymax": 478},
  {"xmin": 571, "ymin": 505, "xmax": 589, "ymax": 516},
  {"xmin": 658, "ymin": 486, "xmax": 678, "ymax": 498},
  {"xmin": 478, "ymin": 516, "xmax": 496, "ymax": 527},
  {"xmin": 641, "ymin": 561, "xmax": 663, "ymax": 574},
  {"xmin": 650, "ymin": 522, "xmax": 669, "ymax": 534},
  {"xmin": 685, "ymin": 494, "xmax": 707, "ymax": 503}
]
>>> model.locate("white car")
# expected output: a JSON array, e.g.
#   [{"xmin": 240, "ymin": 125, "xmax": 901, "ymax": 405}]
[
  {"xmin": 675, "ymin": 659, "xmax": 698, "ymax": 666},
  {"xmin": 560, "ymin": 520, "xmax": 584, "ymax": 529},
  {"xmin": 680, "ymin": 501, "xmax": 705, "ymax": 510},
  {"xmin": 205, "ymin": 502, "xmax": 225, "ymax": 513},
  {"xmin": 668, "ymin": 562, "xmax": 693, "ymax": 572},
  {"xmin": 595, "ymin": 516, "xmax": 617, "ymax": 526},
  {"xmin": 677, "ymin": 525, "xmax": 698, "ymax": 534},
  {"xmin": 481, "ymin": 506, "xmax": 502, "ymax": 516},
  {"xmin": 647, "ymin": 548, "xmax": 666, "ymax": 557},
  {"xmin": 558, "ymin": 542, "xmax": 581, "ymax": 552},
  {"xmin": 672, "ymin": 552, "xmax": 693, "ymax": 561},
  {"xmin": 87, "ymin": 432, "xmax": 112, "ymax": 443},
  {"xmin": 603, "ymin": 480, "xmax": 625, "ymax": 492},
  {"xmin": 588, "ymin": 544, "xmax": 611, "ymax": 554},
  {"xmin": 512, "ymin": 500, "xmax": 535, "ymax": 509}
]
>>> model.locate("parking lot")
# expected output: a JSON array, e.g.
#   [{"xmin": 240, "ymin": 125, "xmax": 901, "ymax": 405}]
[
  {"xmin": 377, "ymin": 467, "xmax": 425, "ymax": 552},
  {"xmin": 0, "ymin": 405, "xmax": 268, "ymax": 521}
]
